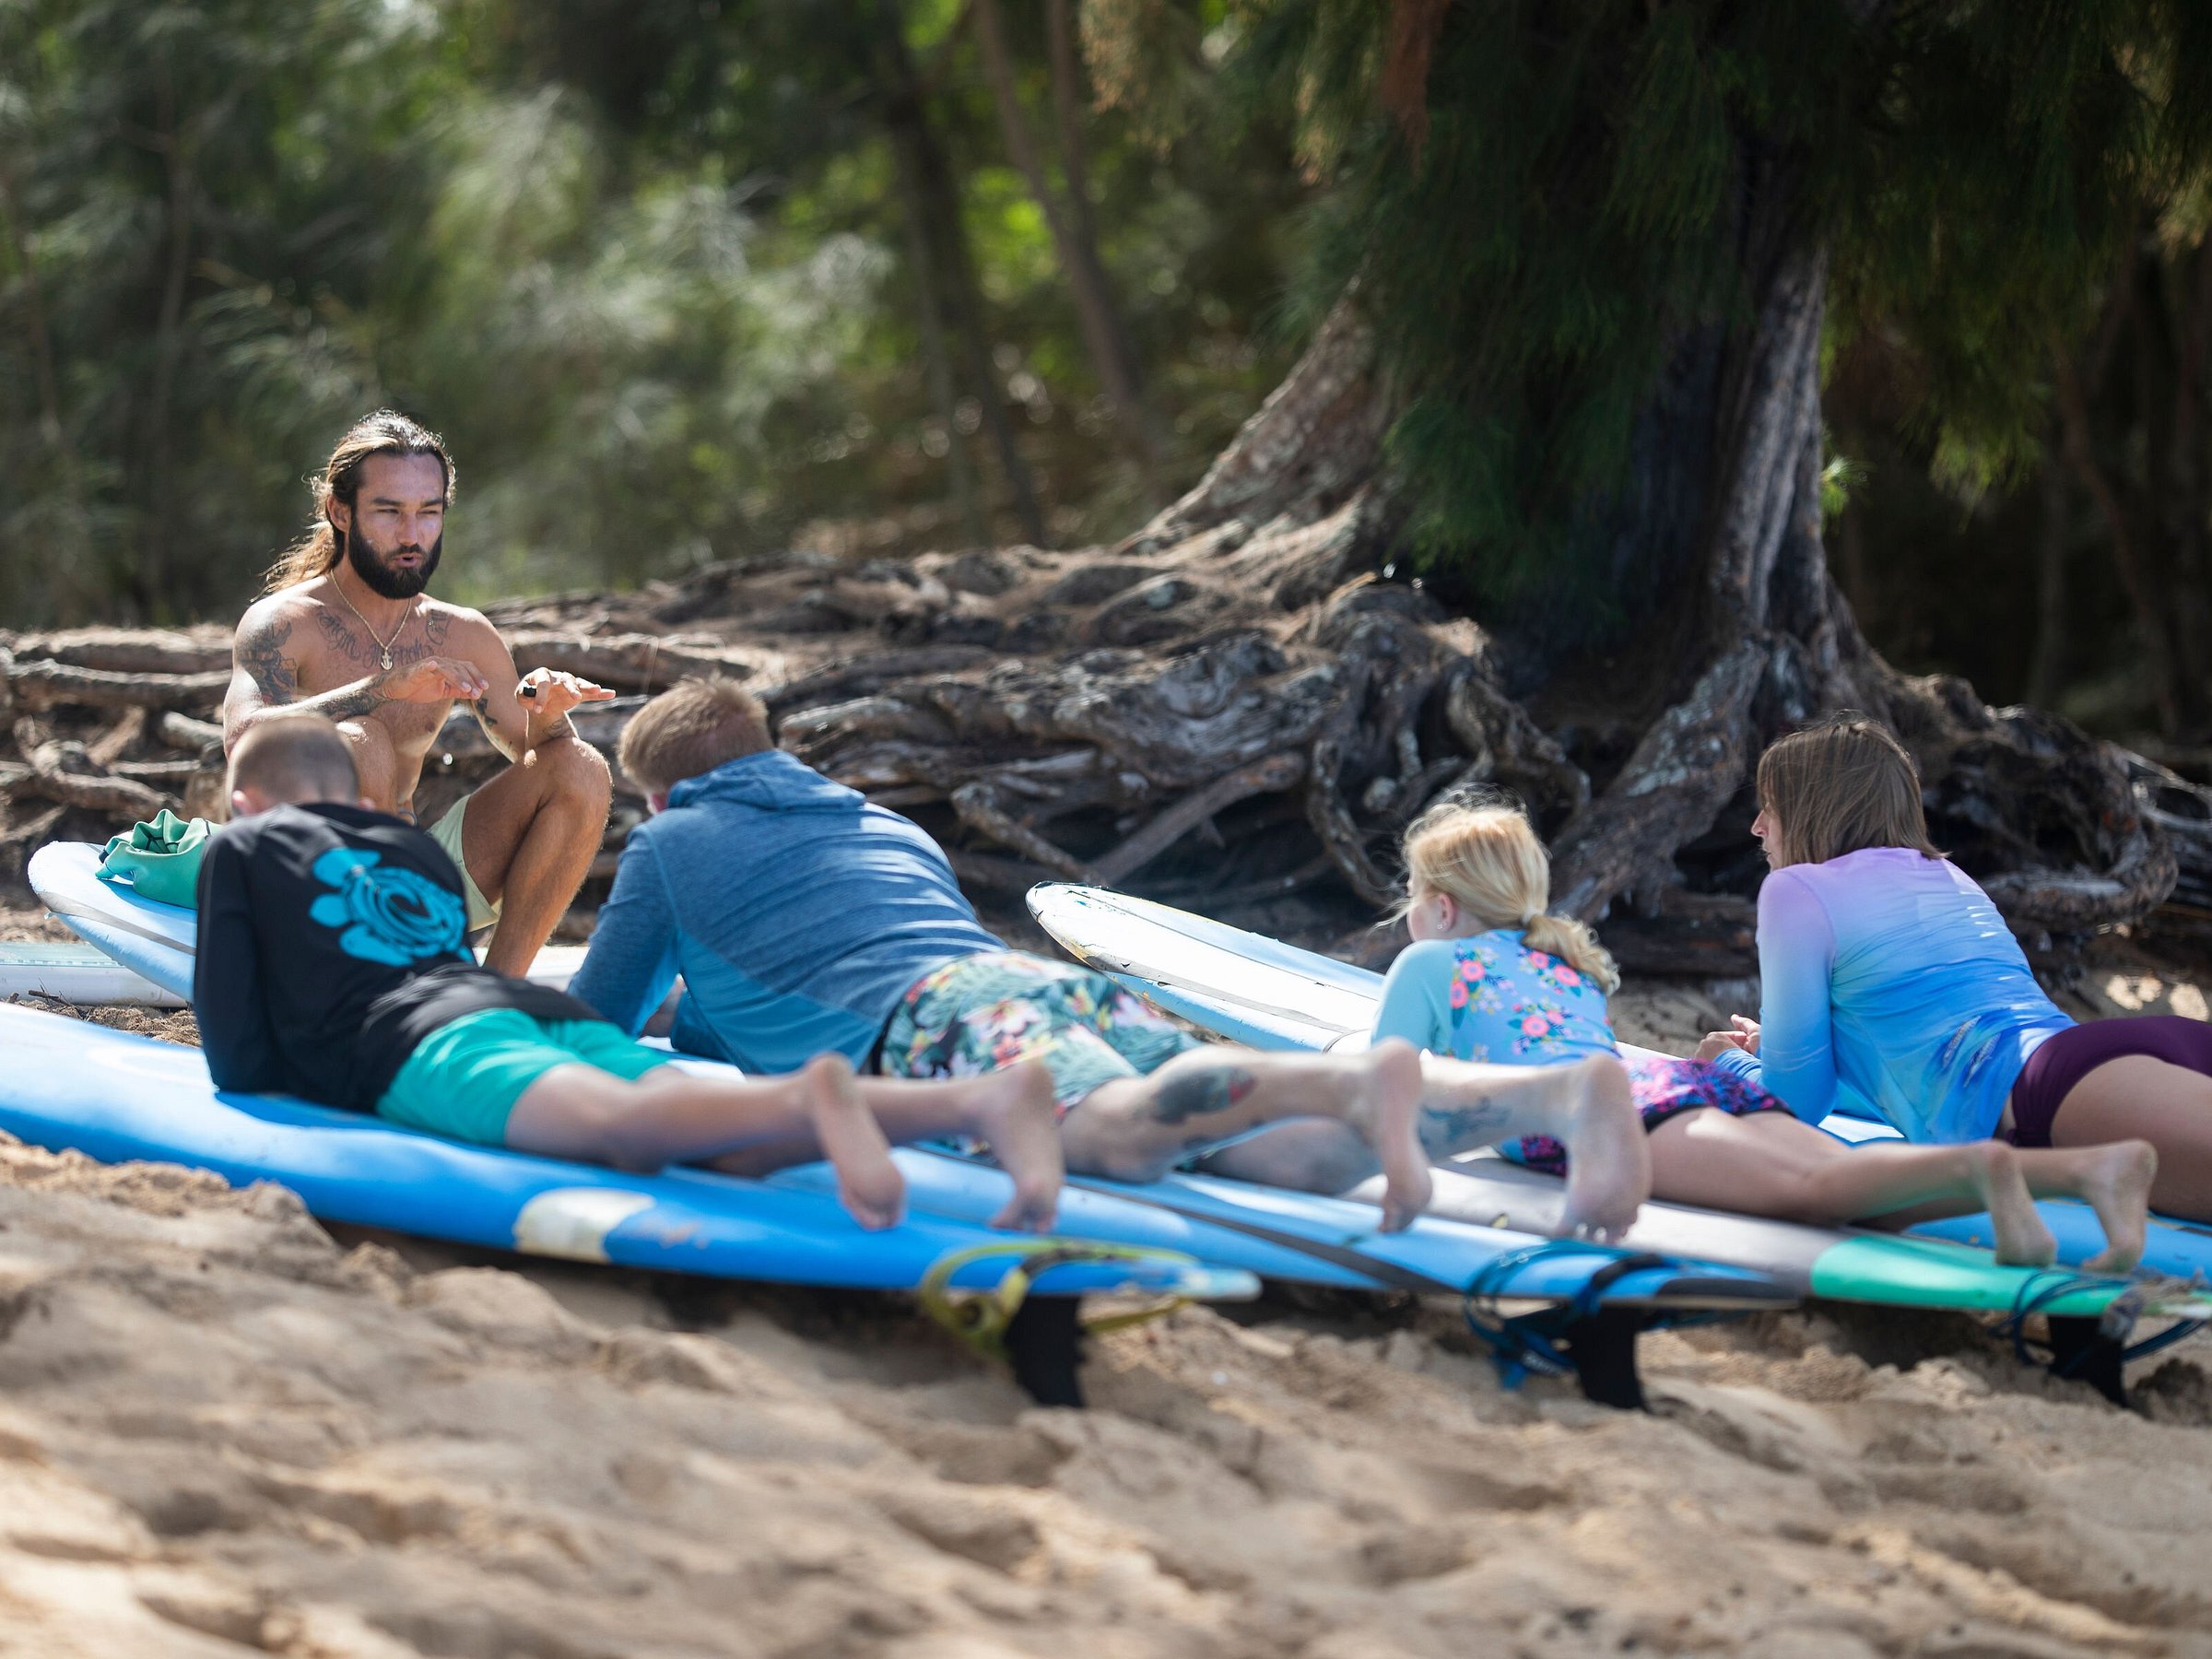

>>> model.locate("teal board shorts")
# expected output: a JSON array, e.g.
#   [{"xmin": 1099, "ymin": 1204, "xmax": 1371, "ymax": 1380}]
[
  {"xmin": 879, "ymin": 949, "xmax": 1202, "ymax": 1113},
  {"xmin": 376, "ymin": 1008, "xmax": 674, "ymax": 1147}
]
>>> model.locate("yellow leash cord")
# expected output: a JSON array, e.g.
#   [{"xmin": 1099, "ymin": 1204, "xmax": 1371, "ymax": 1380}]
[{"xmin": 916, "ymin": 1241, "xmax": 1200, "ymax": 1360}]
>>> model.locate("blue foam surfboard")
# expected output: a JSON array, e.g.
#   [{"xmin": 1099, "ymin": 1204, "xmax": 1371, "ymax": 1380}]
[
  {"xmin": 1028, "ymin": 884, "xmax": 2212, "ymax": 1288},
  {"xmin": 36, "ymin": 841, "xmax": 1801, "ymax": 1313},
  {"xmin": 771, "ymin": 1153, "xmax": 1797, "ymax": 1312},
  {"xmin": 0, "ymin": 1005, "xmax": 1256, "ymax": 1302}
]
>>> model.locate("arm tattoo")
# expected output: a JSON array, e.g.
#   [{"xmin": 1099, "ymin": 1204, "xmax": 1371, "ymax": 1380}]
[
  {"xmin": 237, "ymin": 617, "xmax": 299, "ymax": 703},
  {"xmin": 1150, "ymin": 1065, "xmax": 1258, "ymax": 1124},
  {"xmin": 321, "ymin": 684, "xmax": 387, "ymax": 721}
]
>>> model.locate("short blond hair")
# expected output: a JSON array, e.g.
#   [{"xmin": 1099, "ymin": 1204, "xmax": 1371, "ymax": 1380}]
[
  {"xmin": 1754, "ymin": 714, "xmax": 1941, "ymax": 868},
  {"xmin": 618, "ymin": 677, "xmax": 771, "ymax": 794},
  {"xmin": 229, "ymin": 712, "xmax": 359, "ymax": 804},
  {"xmin": 1398, "ymin": 801, "xmax": 1620, "ymax": 993}
]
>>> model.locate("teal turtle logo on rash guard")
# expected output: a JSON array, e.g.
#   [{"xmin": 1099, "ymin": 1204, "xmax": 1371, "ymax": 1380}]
[{"xmin": 308, "ymin": 847, "xmax": 465, "ymax": 966}]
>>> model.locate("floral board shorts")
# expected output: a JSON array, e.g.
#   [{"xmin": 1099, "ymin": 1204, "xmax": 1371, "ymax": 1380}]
[
  {"xmin": 879, "ymin": 950, "xmax": 1203, "ymax": 1114},
  {"xmin": 1507, "ymin": 1053, "xmax": 1792, "ymax": 1176}
]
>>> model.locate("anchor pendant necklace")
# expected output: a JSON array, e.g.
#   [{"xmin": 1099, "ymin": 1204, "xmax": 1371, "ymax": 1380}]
[{"xmin": 332, "ymin": 578, "xmax": 417, "ymax": 672}]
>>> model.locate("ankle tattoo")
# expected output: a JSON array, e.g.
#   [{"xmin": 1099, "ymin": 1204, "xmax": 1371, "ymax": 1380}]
[{"xmin": 1420, "ymin": 1100, "xmax": 1509, "ymax": 1158}]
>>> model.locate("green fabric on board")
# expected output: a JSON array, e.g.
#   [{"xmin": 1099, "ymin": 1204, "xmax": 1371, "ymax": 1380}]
[{"xmin": 100, "ymin": 809, "xmax": 213, "ymax": 910}]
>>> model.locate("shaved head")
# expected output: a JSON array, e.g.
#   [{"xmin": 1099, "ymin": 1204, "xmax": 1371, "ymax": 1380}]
[{"xmin": 228, "ymin": 712, "xmax": 359, "ymax": 808}]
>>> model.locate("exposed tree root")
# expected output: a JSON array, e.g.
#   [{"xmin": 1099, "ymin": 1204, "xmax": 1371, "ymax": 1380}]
[{"xmin": 0, "ymin": 285, "xmax": 2189, "ymax": 971}]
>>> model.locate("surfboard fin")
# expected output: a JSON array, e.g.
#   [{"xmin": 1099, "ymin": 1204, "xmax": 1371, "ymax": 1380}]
[
  {"xmin": 1461, "ymin": 1245, "xmax": 1675, "ymax": 1409},
  {"xmin": 1554, "ymin": 1310, "xmax": 1647, "ymax": 1410},
  {"xmin": 1003, "ymin": 1296, "xmax": 1087, "ymax": 1407},
  {"xmin": 917, "ymin": 1241, "xmax": 1208, "ymax": 1407},
  {"xmin": 2044, "ymin": 1317, "xmax": 2128, "ymax": 1407}
]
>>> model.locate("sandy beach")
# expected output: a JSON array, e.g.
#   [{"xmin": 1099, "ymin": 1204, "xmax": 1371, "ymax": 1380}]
[{"xmin": 3, "ymin": 956, "xmax": 2210, "ymax": 1658}]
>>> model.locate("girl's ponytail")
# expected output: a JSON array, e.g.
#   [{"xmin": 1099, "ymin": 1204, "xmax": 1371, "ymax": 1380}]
[
  {"xmin": 1399, "ymin": 799, "xmax": 1621, "ymax": 994},
  {"xmin": 1520, "ymin": 912, "xmax": 1620, "ymax": 994}
]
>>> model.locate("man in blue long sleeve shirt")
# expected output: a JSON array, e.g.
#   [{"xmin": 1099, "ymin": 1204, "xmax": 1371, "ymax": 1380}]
[{"xmin": 571, "ymin": 678, "xmax": 1668, "ymax": 1234}]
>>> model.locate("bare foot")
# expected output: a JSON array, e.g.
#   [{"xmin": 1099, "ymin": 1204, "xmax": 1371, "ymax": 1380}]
[
  {"xmin": 805, "ymin": 1054, "xmax": 905, "ymax": 1230},
  {"xmin": 1345, "ymin": 1039, "xmax": 1432, "ymax": 1231},
  {"xmin": 1557, "ymin": 1055, "xmax": 1649, "ymax": 1242},
  {"xmin": 2076, "ymin": 1138, "xmax": 2158, "ymax": 1275},
  {"xmin": 1969, "ymin": 1142, "xmax": 2058, "ymax": 1268},
  {"xmin": 963, "ymin": 1060, "xmax": 1065, "ymax": 1231}
]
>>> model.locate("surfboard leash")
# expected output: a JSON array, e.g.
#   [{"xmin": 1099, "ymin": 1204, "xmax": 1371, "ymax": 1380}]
[
  {"xmin": 916, "ymin": 1241, "xmax": 1204, "ymax": 1365},
  {"xmin": 1994, "ymin": 1269, "xmax": 2209, "ymax": 1375},
  {"xmin": 1460, "ymin": 1241, "xmax": 1669, "ymax": 1390}
]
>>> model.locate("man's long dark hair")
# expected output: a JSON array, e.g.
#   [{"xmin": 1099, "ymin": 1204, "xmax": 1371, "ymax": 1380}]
[{"xmin": 262, "ymin": 410, "xmax": 455, "ymax": 593}]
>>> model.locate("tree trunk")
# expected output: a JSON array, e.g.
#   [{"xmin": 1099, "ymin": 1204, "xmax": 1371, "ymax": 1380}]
[
  {"xmin": 885, "ymin": 106, "xmax": 985, "ymax": 547},
  {"xmin": 0, "ymin": 159, "xmax": 63, "ymax": 447},
  {"xmin": 139, "ymin": 69, "xmax": 196, "ymax": 621},
  {"xmin": 874, "ymin": 1, "xmax": 1050, "ymax": 548},
  {"xmin": 8, "ymin": 157, "xmax": 2183, "ymax": 964},
  {"xmin": 971, "ymin": 0, "xmax": 1161, "ymax": 498},
  {"xmin": 2025, "ymin": 457, "xmax": 2070, "ymax": 708},
  {"xmin": 2053, "ymin": 236, "xmax": 2212, "ymax": 747}
]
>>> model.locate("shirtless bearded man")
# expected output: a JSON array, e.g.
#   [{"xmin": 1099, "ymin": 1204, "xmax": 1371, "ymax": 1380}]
[{"xmin": 223, "ymin": 410, "xmax": 615, "ymax": 975}]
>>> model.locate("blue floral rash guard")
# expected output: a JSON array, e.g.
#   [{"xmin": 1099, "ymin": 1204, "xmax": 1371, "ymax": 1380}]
[
  {"xmin": 194, "ymin": 801, "xmax": 602, "ymax": 1113},
  {"xmin": 1372, "ymin": 932, "xmax": 1619, "ymax": 1065}
]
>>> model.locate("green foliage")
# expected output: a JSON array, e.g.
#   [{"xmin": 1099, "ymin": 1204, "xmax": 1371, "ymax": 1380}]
[
  {"xmin": 0, "ymin": 0, "xmax": 1302, "ymax": 623},
  {"xmin": 1197, "ymin": 0, "xmax": 2212, "ymax": 618}
]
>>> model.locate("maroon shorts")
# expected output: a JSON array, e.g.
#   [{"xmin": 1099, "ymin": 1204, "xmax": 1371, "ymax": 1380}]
[{"xmin": 2006, "ymin": 1015, "xmax": 2212, "ymax": 1147}]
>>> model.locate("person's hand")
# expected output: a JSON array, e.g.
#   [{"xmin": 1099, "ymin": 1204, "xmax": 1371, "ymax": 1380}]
[
  {"xmin": 380, "ymin": 656, "xmax": 489, "ymax": 704},
  {"xmin": 516, "ymin": 666, "xmax": 617, "ymax": 720},
  {"xmin": 1691, "ymin": 1017, "xmax": 1760, "ymax": 1065}
]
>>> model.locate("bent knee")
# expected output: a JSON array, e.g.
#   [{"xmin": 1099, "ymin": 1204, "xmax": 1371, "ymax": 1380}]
[
  {"xmin": 543, "ymin": 738, "xmax": 612, "ymax": 806},
  {"xmin": 334, "ymin": 717, "xmax": 397, "ymax": 765}
]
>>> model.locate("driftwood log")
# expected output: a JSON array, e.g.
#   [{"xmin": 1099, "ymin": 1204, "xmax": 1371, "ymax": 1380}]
[{"xmin": 6, "ymin": 310, "xmax": 2207, "ymax": 971}]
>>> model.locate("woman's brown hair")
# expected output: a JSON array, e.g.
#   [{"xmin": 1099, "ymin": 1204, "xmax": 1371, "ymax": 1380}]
[
  {"xmin": 262, "ymin": 410, "xmax": 455, "ymax": 593},
  {"xmin": 1753, "ymin": 714, "xmax": 1942, "ymax": 867}
]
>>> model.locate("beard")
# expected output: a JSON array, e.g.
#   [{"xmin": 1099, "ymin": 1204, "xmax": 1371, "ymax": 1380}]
[{"xmin": 344, "ymin": 521, "xmax": 442, "ymax": 599}]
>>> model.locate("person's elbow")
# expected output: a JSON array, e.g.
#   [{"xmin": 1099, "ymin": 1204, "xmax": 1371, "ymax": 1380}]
[{"xmin": 1787, "ymin": 1093, "xmax": 1829, "ymax": 1127}]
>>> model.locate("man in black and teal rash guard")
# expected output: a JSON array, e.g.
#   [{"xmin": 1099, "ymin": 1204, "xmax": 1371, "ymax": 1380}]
[
  {"xmin": 189, "ymin": 714, "xmax": 1070, "ymax": 1233},
  {"xmin": 196, "ymin": 722, "xmax": 653, "ymax": 1127}
]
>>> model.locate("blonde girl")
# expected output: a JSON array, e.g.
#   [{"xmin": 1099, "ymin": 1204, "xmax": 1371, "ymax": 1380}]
[{"xmin": 1375, "ymin": 800, "xmax": 2154, "ymax": 1270}]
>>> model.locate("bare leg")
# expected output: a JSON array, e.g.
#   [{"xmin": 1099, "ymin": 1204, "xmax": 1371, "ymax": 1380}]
[
  {"xmin": 1203, "ymin": 1053, "xmax": 1651, "ymax": 1234},
  {"xmin": 1414, "ymin": 1053, "xmax": 1648, "ymax": 1240},
  {"xmin": 857, "ymin": 1065, "xmax": 1064, "ymax": 1231},
  {"xmin": 1059, "ymin": 1040, "xmax": 1433, "ymax": 1230},
  {"xmin": 504, "ymin": 1053, "xmax": 907, "ymax": 1230},
  {"xmin": 335, "ymin": 718, "xmax": 404, "ymax": 814},
  {"xmin": 460, "ymin": 737, "xmax": 612, "ymax": 975},
  {"xmin": 1647, "ymin": 1110, "xmax": 2063, "ymax": 1266},
  {"xmin": 705, "ymin": 1062, "xmax": 1065, "ymax": 1232},
  {"xmin": 2046, "ymin": 1055, "xmax": 2212, "ymax": 1222}
]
